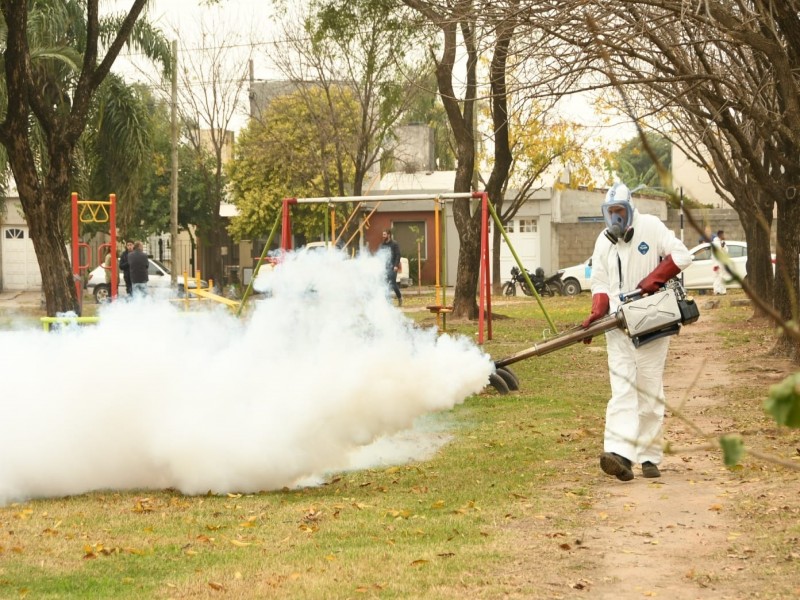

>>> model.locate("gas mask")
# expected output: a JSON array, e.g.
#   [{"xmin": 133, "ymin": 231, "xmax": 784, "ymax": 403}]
[{"xmin": 602, "ymin": 183, "xmax": 634, "ymax": 244}]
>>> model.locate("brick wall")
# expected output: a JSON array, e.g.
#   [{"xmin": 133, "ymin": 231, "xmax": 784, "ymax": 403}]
[
  {"xmin": 664, "ymin": 208, "xmax": 749, "ymax": 245},
  {"xmin": 553, "ymin": 222, "xmax": 603, "ymax": 268}
]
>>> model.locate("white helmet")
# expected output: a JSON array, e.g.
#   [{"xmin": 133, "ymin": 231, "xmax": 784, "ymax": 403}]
[{"xmin": 602, "ymin": 183, "xmax": 634, "ymax": 242}]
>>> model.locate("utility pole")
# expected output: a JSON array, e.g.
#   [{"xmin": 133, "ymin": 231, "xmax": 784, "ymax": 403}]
[{"xmin": 170, "ymin": 39, "xmax": 179, "ymax": 285}]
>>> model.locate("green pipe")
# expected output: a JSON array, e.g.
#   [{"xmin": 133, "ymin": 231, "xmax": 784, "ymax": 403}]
[
  {"xmin": 324, "ymin": 204, "xmax": 330, "ymax": 244},
  {"xmin": 41, "ymin": 316, "xmax": 100, "ymax": 332},
  {"xmin": 486, "ymin": 200, "xmax": 558, "ymax": 334},
  {"xmin": 237, "ymin": 210, "xmax": 283, "ymax": 317}
]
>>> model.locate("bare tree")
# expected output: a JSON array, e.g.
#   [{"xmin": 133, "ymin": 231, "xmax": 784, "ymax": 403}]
[
  {"xmin": 662, "ymin": 109, "xmax": 776, "ymax": 309},
  {"xmin": 173, "ymin": 23, "xmax": 252, "ymax": 285},
  {"xmin": 402, "ymin": 0, "xmax": 480, "ymax": 318},
  {"xmin": 482, "ymin": 2, "xmax": 518, "ymax": 295},
  {"xmin": 266, "ymin": 0, "xmax": 430, "ymax": 198},
  {"xmin": 566, "ymin": 1, "xmax": 800, "ymax": 358},
  {"xmin": 402, "ymin": 0, "xmax": 602, "ymax": 306}
]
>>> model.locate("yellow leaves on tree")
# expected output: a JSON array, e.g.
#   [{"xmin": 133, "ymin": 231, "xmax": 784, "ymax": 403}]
[{"xmin": 226, "ymin": 86, "xmax": 361, "ymax": 241}]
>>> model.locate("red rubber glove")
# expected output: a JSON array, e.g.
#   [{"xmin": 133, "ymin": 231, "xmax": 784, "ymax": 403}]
[
  {"xmin": 582, "ymin": 293, "xmax": 609, "ymax": 344},
  {"xmin": 636, "ymin": 255, "xmax": 680, "ymax": 295}
]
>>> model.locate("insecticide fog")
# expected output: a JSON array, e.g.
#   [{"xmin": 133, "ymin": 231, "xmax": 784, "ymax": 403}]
[{"xmin": 0, "ymin": 250, "xmax": 493, "ymax": 504}]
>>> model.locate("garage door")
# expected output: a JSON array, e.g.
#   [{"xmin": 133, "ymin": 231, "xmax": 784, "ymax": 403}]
[
  {"xmin": 2, "ymin": 226, "xmax": 42, "ymax": 290},
  {"xmin": 495, "ymin": 218, "xmax": 539, "ymax": 281}
]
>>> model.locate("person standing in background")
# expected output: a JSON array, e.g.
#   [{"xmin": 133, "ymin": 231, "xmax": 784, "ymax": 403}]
[
  {"xmin": 381, "ymin": 229, "xmax": 402, "ymax": 306},
  {"xmin": 128, "ymin": 241, "xmax": 149, "ymax": 297},
  {"xmin": 712, "ymin": 230, "xmax": 728, "ymax": 295},
  {"xmin": 118, "ymin": 240, "xmax": 134, "ymax": 296}
]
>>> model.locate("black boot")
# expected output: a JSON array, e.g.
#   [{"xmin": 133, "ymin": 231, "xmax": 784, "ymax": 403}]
[
  {"xmin": 641, "ymin": 461, "xmax": 661, "ymax": 478},
  {"xmin": 600, "ymin": 452, "xmax": 634, "ymax": 481}
]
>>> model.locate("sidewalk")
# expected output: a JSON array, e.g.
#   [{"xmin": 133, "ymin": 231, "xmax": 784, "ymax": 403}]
[{"xmin": 0, "ymin": 290, "xmax": 45, "ymax": 309}]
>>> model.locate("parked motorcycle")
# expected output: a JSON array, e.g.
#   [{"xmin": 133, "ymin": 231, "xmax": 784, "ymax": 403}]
[{"xmin": 502, "ymin": 266, "xmax": 565, "ymax": 297}]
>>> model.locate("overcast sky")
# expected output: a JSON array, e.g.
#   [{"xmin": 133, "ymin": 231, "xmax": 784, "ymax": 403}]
[
  {"xmin": 110, "ymin": 1, "xmax": 633, "ymax": 144},
  {"xmin": 111, "ymin": 0, "xmax": 280, "ymax": 130}
]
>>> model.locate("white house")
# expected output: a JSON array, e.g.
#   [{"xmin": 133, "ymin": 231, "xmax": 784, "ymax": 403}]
[{"xmin": 1, "ymin": 193, "xmax": 42, "ymax": 291}]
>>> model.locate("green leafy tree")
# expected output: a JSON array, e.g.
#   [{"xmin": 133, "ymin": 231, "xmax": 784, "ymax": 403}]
[
  {"xmin": 71, "ymin": 80, "xmax": 156, "ymax": 242},
  {"xmin": 608, "ymin": 133, "xmax": 672, "ymax": 195},
  {"xmin": 226, "ymin": 88, "xmax": 359, "ymax": 241},
  {"xmin": 271, "ymin": 0, "xmax": 429, "ymax": 197},
  {"xmin": 0, "ymin": 1, "xmax": 171, "ymax": 314}
]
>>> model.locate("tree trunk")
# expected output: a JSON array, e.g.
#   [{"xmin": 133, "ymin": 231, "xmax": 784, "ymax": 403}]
[
  {"xmin": 20, "ymin": 186, "xmax": 80, "ymax": 316},
  {"xmin": 771, "ymin": 195, "xmax": 800, "ymax": 362},
  {"xmin": 451, "ymin": 197, "xmax": 481, "ymax": 318},
  {"xmin": 492, "ymin": 226, "xmax": 505, "ymax": 295},
  {"xmin": 738, "ymin": 188, "xmax": 775, "ymax": 314},
  {"xmin": 484, "ymin": 12, "xmax": 515, "ymax": 296},
  {"xmin": 353, "ymin": 165, "xmax": 365, "ymax": 197},
  {"xmin": 445, "ymin": 19, "xmax": 479, "ymax": 320},
  {"xmin": 199, "ymin": 216, "xmax": 225, "ymax": 286}
]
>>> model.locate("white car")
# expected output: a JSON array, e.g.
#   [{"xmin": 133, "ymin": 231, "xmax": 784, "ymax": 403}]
[
  {"xmin": 682, "ymin": 240, "xmax": 751, "ymax": 289},
  {"xmin": 85, "ymin": 258, "xmax": 202, "ymax": 302},
  {"xmin": 561, "ymin": 242, "xmax": 755, "ymax": 293},
  {"xmin": 560, "ymin": 258, "xmax": 592, "ymax": 296}
]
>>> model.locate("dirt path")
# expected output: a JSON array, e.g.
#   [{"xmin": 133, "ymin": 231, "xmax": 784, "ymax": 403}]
[
  {"xmin": 497, "ymin": 298, "xmax": 799, "ymax": 599},
  {"xmin": 585, "ymin": 302, "xmax": 745, "ymax": 599}
]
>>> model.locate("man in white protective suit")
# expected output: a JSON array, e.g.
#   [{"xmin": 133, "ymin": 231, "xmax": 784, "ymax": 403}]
[{"xmin": 581, "ymin": 183, "xmax": 692, "ymax": 481}]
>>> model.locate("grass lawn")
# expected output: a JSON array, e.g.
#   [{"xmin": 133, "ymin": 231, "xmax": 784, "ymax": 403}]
[{"xmin": 2, "ymin": 289, "xmax": 797, "ymax": 598}]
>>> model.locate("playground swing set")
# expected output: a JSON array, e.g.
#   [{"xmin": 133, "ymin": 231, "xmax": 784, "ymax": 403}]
[
  {"xmin": 239, "ymin": 192, "xmax": 481, "ymax": 333},
  {"xmin": 242, "ymin": 190, "xmax": 556, "ymax": 342}
]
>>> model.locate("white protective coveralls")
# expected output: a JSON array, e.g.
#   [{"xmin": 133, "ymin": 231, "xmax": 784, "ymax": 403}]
[
  {"xmin": 711, "ymin": 237, "xmax": 728, "ymax": 295},
  {"xmin": 589, "ymin": 209, "xmax": 692, "ymax": 465}
]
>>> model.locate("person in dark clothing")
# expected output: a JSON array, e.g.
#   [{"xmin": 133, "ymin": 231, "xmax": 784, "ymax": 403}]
[
  {"xmin": 128, "ymin": 241, "xmax": 149, "ymax": 297},
  {"xmin": 118, "ymin": 240, "xmax": 134, "ymax": 296},
  {"xmin": 381, "ymin": 229, "xmax": 402, "ymax": 306}
]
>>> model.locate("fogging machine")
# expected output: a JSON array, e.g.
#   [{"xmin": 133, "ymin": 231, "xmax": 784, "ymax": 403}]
[{"xmin": 489, "ymin": 282, "xmax": 700, "ymax": 394}]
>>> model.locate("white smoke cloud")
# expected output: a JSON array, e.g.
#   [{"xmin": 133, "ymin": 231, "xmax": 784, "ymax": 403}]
[{"xmin": 0, "ymin": 250, "xmax": 493, "ymax": 504}]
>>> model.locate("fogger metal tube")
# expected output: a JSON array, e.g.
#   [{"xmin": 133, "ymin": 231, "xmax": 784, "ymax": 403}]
[{"xmin": 494, "ymin": 313, "xmax": 622, "ymax": 368}]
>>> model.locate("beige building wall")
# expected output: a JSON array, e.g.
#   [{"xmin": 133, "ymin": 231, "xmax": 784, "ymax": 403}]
[
  {"xmin": 671, "ymin": 145, "xmax": 730, "ymax": 208},
  {"xmin": 195, "ymin": 129, "xmax": 235, "ymax": 164}
]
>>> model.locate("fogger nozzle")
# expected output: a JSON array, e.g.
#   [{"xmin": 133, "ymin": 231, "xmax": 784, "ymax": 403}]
[{"xmin": 494, "ymin": 313, "xmax": 621, "ymax": 369}]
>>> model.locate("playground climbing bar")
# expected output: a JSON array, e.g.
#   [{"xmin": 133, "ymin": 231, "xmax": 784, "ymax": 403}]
[{"xmin": 71, "ymin": 192, "xmax": 117, "ymax": 307}]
